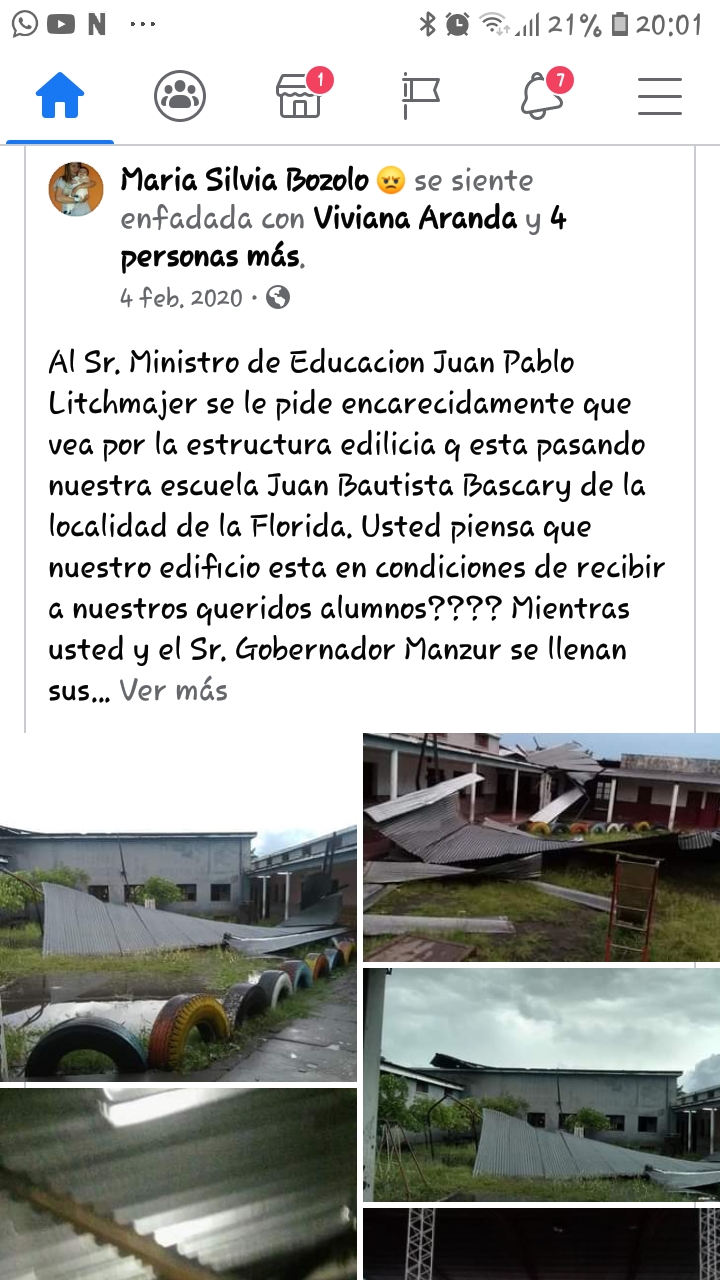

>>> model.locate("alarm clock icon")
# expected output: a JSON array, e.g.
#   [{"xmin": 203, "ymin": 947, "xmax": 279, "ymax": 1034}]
[{"xmin": 446, "ymin": 11, "xmax": 470, "ymax": 34}]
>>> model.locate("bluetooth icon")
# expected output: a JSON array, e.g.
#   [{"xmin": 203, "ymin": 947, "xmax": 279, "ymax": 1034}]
[{"xmin": 420, "ymin": 10, "xmax": 436, "ymax": 35}]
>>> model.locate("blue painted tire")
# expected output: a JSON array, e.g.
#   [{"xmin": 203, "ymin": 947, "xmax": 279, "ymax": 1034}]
[
  {"xmin": 281, "ymin": 959, "xmax": 313, "ymax": 990},
  {"xmin": 25, "ymin": 1016, "xmax": 147, "ymax": 1078},
  {"xmin": 324, "ymin": 947, "xmax": 343, "ymax": 971}
]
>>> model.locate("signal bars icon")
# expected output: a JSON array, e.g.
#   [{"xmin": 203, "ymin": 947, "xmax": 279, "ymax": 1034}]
[{"xmin": 516, "ymin": 10, "xmax": 541, "ymax": 34}]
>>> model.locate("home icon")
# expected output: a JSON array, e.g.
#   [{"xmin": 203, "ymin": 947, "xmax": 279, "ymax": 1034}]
[
  {"xmin": 276, "ymin": 73, "xmax": 321, "ymax": 118},
  {"xmin": 36, "ymin": 72, "xmax": 84, "ymax": 119}
]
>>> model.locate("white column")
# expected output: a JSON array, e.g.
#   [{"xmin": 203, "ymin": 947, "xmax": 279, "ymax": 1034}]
[
  {"xmin": 607, "ymin": 777, "xmax": 617, "ymax": 825},
  {"xmin": 363, "ymin": 969, "xmax": 386, "ymax": 1202},
  {"xmin": 469, "ymin": 762, "xmax": 478, "ymax": 824},
  {"xmin": 389, "ymin": 750, "xmax": 399, "ymax": 800},
  {"xmin": 711, "ymin": 1108, "xmax": 716, "ymax": 1156},
  {"xmin": 282, "ymin": 871, "xmax": 292, "ymax": 921},
  {"xmin": 688, "ymin": 1110, "xmax": 693, "ymax": 1152},
  {"xmin": 511, "ymin": 769, "xmax": 519, "ymax": 823},
  {"xmin": 668, "ymin": 782, "xmax": 680, "ymax": 831},
  {"xmin": 260, "ymin": 875, "xmax": 269, "ymax": 919}
]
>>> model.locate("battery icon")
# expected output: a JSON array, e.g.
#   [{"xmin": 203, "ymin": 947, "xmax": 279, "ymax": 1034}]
[{"xmin": 612, "ymin": 11, "xmax": 629, "ymax": 35}]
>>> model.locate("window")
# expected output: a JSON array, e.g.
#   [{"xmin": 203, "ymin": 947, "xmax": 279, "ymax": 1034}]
[
  {"xmin": 415, "ymin": 1080, "xmax": 429, "ymax": 1094},
  {"xmin": 474, "ymin": 734, "xmax": 489, "ymax": 748},
  {"xmin": 638, "ymin": 1115, "xmax": 658, "ymax": 1133},
  {"xmin": 123, "ymin": 884, "xmax": 141, "ymax": 903},
  {"xmin": 527, "ymin": 1113, "xmax": 546, "ymax": 1128},
  {"xmin": 637, "ymin": 785, "xmax": 653, "ymax": 805},
  {"xmin": 559, "ymin": 1113, "xmax": 571, "ymax": 1129},
  {"xmin": 88, "ymin": 884, "xmax": 109, "ymax": 902},
  {"xmin": 686, "ymin": 790, "xmax": 703, "ymax": 811},
  {"xmin": 595, "ymin": 779, "xmax": 614, "ymax": 803},
  {"xmin": 176, "ymin": 884, "xmax": 197, "ymax": 902},
  {"xmin": 607, "ymin": 1115, "xmax": 625, "ymax": 1131},
  {"xmin": 211, "ymin": 883, "xmax": 231, "ymax": 902}
]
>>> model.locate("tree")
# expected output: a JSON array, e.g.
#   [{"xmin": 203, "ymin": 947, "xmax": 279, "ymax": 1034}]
[
  {"xmin": 377, "ymin": 1074, "xmax": 411, "ymax": 1129},
  {"xmin": 407, "ymin": 1095, "xmax": 458, "ymax": 1135},
  {"xmin": 476, "ymin": 1092, "xmax": 528, "ymax": 1119},
  {"xmin": 563, "ymin": 1107, "xmax": 611, "ymax": 1133},
  {"xmin": 0, "ymin": 865, "xmax": 89, "ymax": 912},
  {"xmin": 130, "ymin": 877, "xmax": 183, "ymax": 907}
]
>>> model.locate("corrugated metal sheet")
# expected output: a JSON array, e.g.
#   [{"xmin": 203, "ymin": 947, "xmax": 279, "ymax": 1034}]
[
  {"xmin": 363, "ymin": 914, "xmax": 514, "ymax": 936},
  {"xmin": 521, "ymin": 742, "xmax": 602, "ymax": 778},
  {"xmin": 421, "ymin": 828, "xmax": 563, "ymax": 865},
  {"xmin": 530, "ymin": 881, "xmax": 611, "ymax": 912},
  {"xmin": 529, "ymin": 786, "xmax": 585, "ymax": 824},
  {"xmin": 0, "ymin": 1088, "xmax": 355, "ymax": 1279},
  {"xmin": 365, "ymin": 775, "xmax": 481, "ymax": 824},
  {"xmin": 42, "ymin": 883, "xmax": 347, "ymax": 957},
  {"xmin": 364, "ymin": 861, "xmax": 467, "ymax": 884},
  {"xmin": 0, "ymin": 1190, "xmax": 156, "ymax": 1280},
  {"xmin": 473, "ymin": 1108, "xmax": 717, "ymax": 1184}
]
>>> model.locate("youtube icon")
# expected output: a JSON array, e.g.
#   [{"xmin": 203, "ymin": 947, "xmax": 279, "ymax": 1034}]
[{"xmin": 47, "ymin": 14, "xmax": 75, "ymax": 33}]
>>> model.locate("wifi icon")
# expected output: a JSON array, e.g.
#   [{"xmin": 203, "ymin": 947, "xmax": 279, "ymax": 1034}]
[{"xmin": 479, "ymin": 10, "xmax": 505, "ymax": 30}]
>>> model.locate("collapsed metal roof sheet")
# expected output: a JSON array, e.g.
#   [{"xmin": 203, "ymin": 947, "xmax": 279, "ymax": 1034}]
[
  {"xmin": 0, "ymin": 1088, "xmax": 355, "ymax": 1279},
  {"xmin": 473, "ymin": 1108, "xmax": 712, "ymax": 1182},
  {"xmin": 42, "ymin": 882, "xmax": 346, "ymax": 957},
  {"xmin": 366, "ymin": 785, "xmax": 566, "ymax": 869},
  {"xmin": 363, "ymin": 861, "xmax": 467, "ymax": 884},
  {"xmin": 365, "ymin": 775, "xmax": 481, "ymax": 824},
  {"xmin": 529, "ymin": 786, "xmax": 585, "ymax": 824},
  {"xmin": 519, "ymin": 742, "xmax": 603, "ymax": 780}
]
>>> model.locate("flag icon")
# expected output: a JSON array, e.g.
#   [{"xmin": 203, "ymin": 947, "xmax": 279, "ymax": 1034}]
[{"xmin": 402, "ymin": 75, "xmax": 440, "ymax": 120}]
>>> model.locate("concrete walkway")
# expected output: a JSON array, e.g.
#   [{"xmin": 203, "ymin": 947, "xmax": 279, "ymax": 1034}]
[{"xmin": 180, "ymin": 967, "xmax": 357, "ymax": 1083}]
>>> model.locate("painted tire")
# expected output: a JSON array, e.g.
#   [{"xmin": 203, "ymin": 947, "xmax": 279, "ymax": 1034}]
[
  {"xmin": 324, "ymin": 947, "xmax": 343, "ymax": 971},
  {"xmin": 569, "ymin": 822, "xmax": 589, "ymax": 835},
  {"xmin": 590, "ymin": 823, "xmax": 607, "ymax": 835},
  {"xmin": 281, "ymin": 959, "xmax": 313, "ymax": 991},
  {"xmin": 222, "ymin": 981, "xmax": 271, "ymax": 1030},
  {"xmin": 528, "ymin": 821, "xmax": 552, "ymax": 836},
  {"xmin": 634, "ymin": 821, "xmax": 652, "ymax": 833},
  {"xmin": 551, "ymin": 822, "xmax": 569, "ymax": 834},
  {"xmin": 256, "ymin": 969, "xmax": 293, "ymax": 1007},
  {"xmin": 607, "ymin": 823, "xmax": 622, "ymax": 833},
  {"xmin": 337, "ymin": 942, "xmax": 356, "ymax": 965},
  {"xmin": 25, "ymin": 1016, "xmax": 147, "ymax": 1079},
  {"xmin": 147, "ymin": 994, "xmax": 229, "ymax": 1071},
  {"xmin": 305, "ymin": 952, "xmax": 330, "ymax": 980}
]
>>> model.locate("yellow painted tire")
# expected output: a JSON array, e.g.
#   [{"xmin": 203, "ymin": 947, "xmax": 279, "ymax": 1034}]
[
  {"xmin": 338, "ymin": 941, "xmax": 356, "ymax": 965},
  {"xmin": 147, "ymin": 994, "xmax": 230, "ymax": 1071},
  {"xmin": 305, "ymin": 952, "xmax": 330, "ymax": 980}
]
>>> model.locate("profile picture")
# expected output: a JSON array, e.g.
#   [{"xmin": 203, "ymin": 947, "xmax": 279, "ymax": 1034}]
[{"xmin": 48, "ymin": 161, "xmax": 104, "ymax": 216}]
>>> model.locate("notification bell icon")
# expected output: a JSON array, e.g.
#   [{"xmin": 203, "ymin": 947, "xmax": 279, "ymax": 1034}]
[{"xmin": 521, "ymin": 71, "xmax": 563, "ymax": 120}]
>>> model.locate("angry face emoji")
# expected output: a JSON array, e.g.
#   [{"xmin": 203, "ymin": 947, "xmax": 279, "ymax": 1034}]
[{"xmin": 377, "ymin": 165, "xmax": 405, "ymax": 195}]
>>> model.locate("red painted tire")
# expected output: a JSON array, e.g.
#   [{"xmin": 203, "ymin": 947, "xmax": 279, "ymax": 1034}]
[
  {"xmin": 305, "ymin": 952, "xmax": 330, "ymax": 980},
  {"xmin": 281, "ymin": 959, "xmax": 313, "ymax": 991},
  {"xmin": 147, "ymin": 995, "xmax": 229, "ymax": 1071},
  {"xmin": 222, "ymin": 981, "xmax": 271, "ymax": 1030},
  {"xmin": 257, "ymin": 969, "xmax": 293, "ymax": 1007},
  {"xmin": 337, "ymin": 941, "xmax": 356, "ymax": 965},
  {"xmin": 324, "ymin": 947, "xmax": 343, "ymax": 971},
  {"xmin": 25, "ymin": 1017, "xmax": 147, "ymax": 1078}
]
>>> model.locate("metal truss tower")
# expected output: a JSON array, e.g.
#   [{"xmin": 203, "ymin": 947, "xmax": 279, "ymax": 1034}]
[
  {"xmin": 406, "ymin": 1209, "xmax": 435, "ymax": 1280},
  {"xmin": 700, "ymin": 1208, "xmax": 720, "ymax": 1280}
]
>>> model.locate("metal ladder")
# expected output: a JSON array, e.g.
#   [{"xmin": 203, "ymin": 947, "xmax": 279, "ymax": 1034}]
[{"xmin": 604, "ymin": 853, "xmax": 661, "ymax": 961}]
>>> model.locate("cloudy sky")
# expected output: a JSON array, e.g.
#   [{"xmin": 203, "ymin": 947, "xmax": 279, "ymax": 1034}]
[
  {"xmin": 503, "ymin": 733, "xmax": 720, "ymax": 759},
  {"xmin": 381, "ymin": 968, "xmax": 720, "ymax": 1091},
  {"xmin": 0, "ymin": 727, "xmax": 355, "ymax": 854}
]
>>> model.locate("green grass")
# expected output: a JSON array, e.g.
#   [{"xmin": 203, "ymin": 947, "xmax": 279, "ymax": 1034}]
[
  {"xmin": 364, "ymin": 866, "xmax": 720, "ymax": 961},
  {"xmin": 373, "ymin": 1142, "xmax": 697, "ymax": 1202},
  {"xmin": 0, "ymin": 923, "xmax": 257, "ymax": 986}
]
